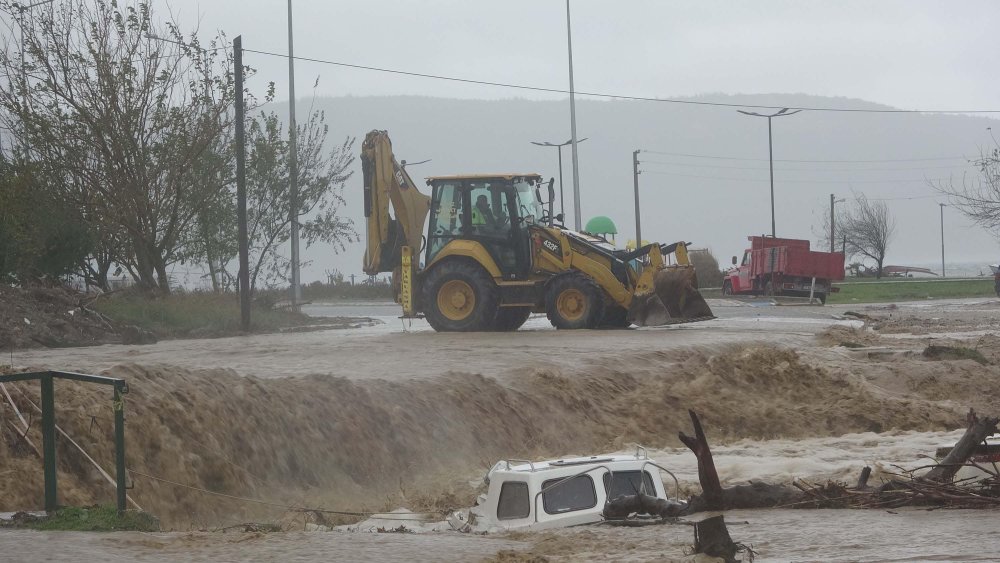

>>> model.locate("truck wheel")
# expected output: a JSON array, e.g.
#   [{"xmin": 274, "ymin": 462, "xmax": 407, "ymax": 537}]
[
  {"xmin": 422, "ymin": 260, "xmax": 499, "ymax": 332},
  {"xmin": 816, "ymin": 293, "xmax": 827, "ymax": 305},
  {"xmin": 493, "ymin": 307, "xmax": 531, "ymax": 331},
  {"xmin": 546, "ymin": 273, "xmax": 604, "ymax": 329},
  {"xmin": 722, "ymin": 281, "xmax": 733, "ymax": 296}
]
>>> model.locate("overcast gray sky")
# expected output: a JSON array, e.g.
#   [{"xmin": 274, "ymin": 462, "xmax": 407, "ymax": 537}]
[
  {"xmin": 153, "ymin": 1, "xmax": 1000, "ymax": 282},
  {"xmin": 164, "ymin": 0, "xmax": 998, "ymax": 110}
]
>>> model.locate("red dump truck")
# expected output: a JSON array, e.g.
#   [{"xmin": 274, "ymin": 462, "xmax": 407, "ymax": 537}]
[{"xmin": 722, "ymin": 236, "xmax": 845, "ymax": 303}]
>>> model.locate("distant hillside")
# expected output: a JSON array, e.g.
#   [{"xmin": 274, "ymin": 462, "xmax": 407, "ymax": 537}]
[{"xmin": 267, "ymin": 93, "xmax": 1000, "ymax": 282}]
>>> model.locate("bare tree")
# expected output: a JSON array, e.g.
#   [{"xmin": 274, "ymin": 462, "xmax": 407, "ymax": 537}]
[
  {"xmin": 0, "ymin": 1, "xmax": 239, "ymax": 292},
  {"xmin": 240, "ymin": 108, "xmax": 356, "ymax": 291},
  {"xmin": 934, "ymin": 145, "xmax": 1000, "ymax": 236},
  {"xmin": 839, "ymin": 193, "xmax": 896, "ymax": 278}
]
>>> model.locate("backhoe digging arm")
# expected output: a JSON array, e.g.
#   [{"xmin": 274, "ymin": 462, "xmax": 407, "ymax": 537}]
[{"xmin": 362, "ymin": 130, "xmax": 431, "ymax": 276}]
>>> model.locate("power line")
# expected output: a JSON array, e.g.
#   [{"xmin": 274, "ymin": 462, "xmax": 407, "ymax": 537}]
[
  {"xmin": 638, "ymin": 169, "xmax": 950, "ymax": 184},
  {"xmin": 640, "ymin": 150, "xmax": 972, "ymax": 163},
  {"xmin": 634, "ymin": 171, "xmax": 945, "ymax": 200},
  {"xmin": 866, "ymin": 194, "xmax": 944, "ymax": 201},
  {"xmin": 239, "ymin": 47, "xmax": 1000, "ymax": 115},
  {"xmin": 639, "ymin": 159, "xmax": 977, "ymax": 173}
]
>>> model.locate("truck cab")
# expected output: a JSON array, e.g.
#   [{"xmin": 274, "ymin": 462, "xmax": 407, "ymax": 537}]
[{"xmin": 467, "ymin": 449, "xmax": 683, "ymax": 531}]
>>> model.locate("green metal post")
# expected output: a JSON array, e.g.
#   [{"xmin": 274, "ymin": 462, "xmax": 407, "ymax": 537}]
[
  {"xmin": 40, "ymin": 373, "xmax": 57, "ymax": 512},
  {"xmin": 114, "ymin": 384, "xmax": 127, "ymax": 513}
]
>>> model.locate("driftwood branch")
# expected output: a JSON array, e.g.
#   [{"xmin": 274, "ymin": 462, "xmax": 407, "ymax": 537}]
[
  {"xmin": 677, "ymin": 409, "xmax": 1000, "ymax": 513},
  {"xmin": 603, "ymin": 493, "xmax": 685, "ymax": 520},
  {"xmin": 923, "ymin": 409, "xmax": 998, "ymax": 483},
  {"xmin": 678, "ymin": 409, "xmax": 724, "ymax": 511}
]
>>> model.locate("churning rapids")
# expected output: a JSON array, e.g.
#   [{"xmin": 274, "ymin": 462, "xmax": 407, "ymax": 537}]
[{"xmin": 4, "ymin": 298, "xmax": 1000, "ymax": 561}]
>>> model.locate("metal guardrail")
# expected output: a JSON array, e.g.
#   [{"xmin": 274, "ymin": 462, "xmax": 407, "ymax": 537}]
[{"xmin": 0, "ymin": 371, "xmax": 128, "ymax": 513}]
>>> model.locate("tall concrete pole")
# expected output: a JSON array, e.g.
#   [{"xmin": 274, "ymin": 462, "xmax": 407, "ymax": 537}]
[
  {"xmin": 287, "ymin": 0, "xmax": 301, "ymax": 306},
  {"xmin": 557, "ymin": 144, "xmax": 565, "ymax": 219},
  {"xmin": 566, "ymin": 0, "xmax": 582, "ymax": 231},
  {"xmin": 830, "ymin": 193, "xmax": 835, "ymax": 253},
  {"xmin": 767, "ymin": 116, "xmax": 775, "ymax": 238},
  {"xmin": 940, "ymin": 203, "xmax": 946, "ymax": 277},
  {"xmin": 737, "ymin": 108, "xmax": 800, "ymax": 239},
  {"xmin": 632, "ymin": 150, "xmax": 641, "ymax": 249}
]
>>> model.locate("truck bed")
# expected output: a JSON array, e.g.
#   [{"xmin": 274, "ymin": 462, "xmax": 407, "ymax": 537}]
[{"xmin": 751, "ymin": 245, "xmax": 845, "ymax": 280}]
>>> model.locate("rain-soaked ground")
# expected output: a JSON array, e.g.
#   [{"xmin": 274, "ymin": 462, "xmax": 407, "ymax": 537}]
[
  {"xmin": 4, "ymin": 506, "xmax": 999, "ymax": 561},
  {"xmin": 11, "ymin": 297, "xmax": 868, "ymax": 381},
  {"xmin": 5, "ymin": 297, "xmax": 1000, "ymax": 561}
]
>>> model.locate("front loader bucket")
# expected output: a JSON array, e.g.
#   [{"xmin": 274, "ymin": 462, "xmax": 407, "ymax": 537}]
[{"xmin": 629, "ymin": 266, "xmax": 715, "ymax": 327}]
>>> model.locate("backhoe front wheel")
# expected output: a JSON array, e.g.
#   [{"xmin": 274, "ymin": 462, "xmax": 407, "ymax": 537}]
[
  {"xmin": 423, "ymin": 261, "xmax": 499, "ymax": 332},
  {"xmin": 546, "ymin": 273, "xmax": 604, "ymax": 330}
]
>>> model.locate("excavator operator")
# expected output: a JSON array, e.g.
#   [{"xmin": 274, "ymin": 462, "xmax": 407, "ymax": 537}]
[{"xmin": 472, "ymin": 194, "xmax": 499, "ymax": 230}]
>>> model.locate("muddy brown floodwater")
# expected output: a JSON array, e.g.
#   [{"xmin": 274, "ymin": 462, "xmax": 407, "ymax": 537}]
[{"xmin": 3, "ymin": 297, "xmax": 1000, "ymax": 560}]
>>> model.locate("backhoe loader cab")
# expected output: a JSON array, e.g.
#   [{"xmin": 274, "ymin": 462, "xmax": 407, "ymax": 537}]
[
  {"xmin": 424, "ymin": 174, "xmax": 545, "ymax": 282},
  {"xmin": 361, "ymin": 129, "xmax": 713, "ymax": 332}
]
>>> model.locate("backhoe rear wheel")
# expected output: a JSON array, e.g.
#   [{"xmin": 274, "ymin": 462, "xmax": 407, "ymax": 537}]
[
  {"xmin": 546, "ymin": 273, "xmax": 604, "ymax": 330},
  {"xmin": 422, "ymin": 260, "xmax": 499, "ymax": 332},
  {"xmin": 493, "ymin": 307, "xmax": 532, "ymax": 331}
]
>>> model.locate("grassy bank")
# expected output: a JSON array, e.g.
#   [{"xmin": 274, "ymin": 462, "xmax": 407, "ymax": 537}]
[
  {"xmin": 93, "ymin": 291, "xmax": 314, "ymax": 339},
  {"xmin": 827, "ymin": 278, "xmax": 995, "ymax": 304},
  {"xmin": 1, "ymin": 506, "xmax": 159, "ymax": 532},
  {"xmin": 301, "ymin": 281, "xmax": 393, "ymax": 301},
  {"xmin": 699, "ymin": 278, "xmax": 995, "ymax": 304}
]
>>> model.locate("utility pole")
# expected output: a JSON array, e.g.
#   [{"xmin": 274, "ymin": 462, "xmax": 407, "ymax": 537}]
[
  {"xmin": 287, "ymin": 0, "xmax": 301, "ymax": 308},
  {"xmin": 830, "ymin": 194, "xmax": 835, "ymax": 253},
  {"xmin": 234, "ymin": 36, "xmax": 250, "ymax": 331},
  {"xmin": 940, "ymin": 203, "xmax": 946, "ymax": 277},
  {"xmin": 829, "ymin": 194, "xmax": 845, "ymax": 253},
  {"xmin": 632, "ymin": 150, "xmax": 642, "ymax": 249},
  {"xmin": 565, "ymin": 0, "xmax": 582, "ymax": 230}
]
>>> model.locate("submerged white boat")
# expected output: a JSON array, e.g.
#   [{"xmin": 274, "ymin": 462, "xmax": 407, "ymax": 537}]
[{"xmin": 457, "ymin": 447, "xmax": 685, "ymax": 532}]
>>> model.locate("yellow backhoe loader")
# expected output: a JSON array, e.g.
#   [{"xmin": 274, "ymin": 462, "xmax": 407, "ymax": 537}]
[{"xmin": 362, "ymin": 130, "xmax": 713, "ymax": 331}]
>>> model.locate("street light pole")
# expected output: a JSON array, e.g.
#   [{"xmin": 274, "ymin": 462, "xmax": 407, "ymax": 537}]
[
  {"xmin": 557, "ymin": 145, "xmax": 564, "ymax": 217},
  {"xmin": 287, "ymin": 0, "xmax": 301, "ymax": 307},
  {"xmin": 737, "ymin": 108, "xmax": 801, "ymax": 237},
  {"xmin": 565, "ymin": 0, "xmax": 582, "ymax": 231},
  {"xmin": 767, "ymin": 117, "xmax": 774, "ymax": 237},
  {"xmin": 633, "ymin": 150, "xmax": 641, "ymax": 249},
  {"xmin": 531, "ymin": 138, "xmax": 588, "ymax": 220},
  {"xmin": 940, "ymin": 203, "xmax": 946, "ymax": 277}
]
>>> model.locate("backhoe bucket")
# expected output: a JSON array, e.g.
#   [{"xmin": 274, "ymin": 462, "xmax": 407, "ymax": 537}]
[{"xmin": 629, "ymin": 266, "xmax": 714, "ymax": 327}]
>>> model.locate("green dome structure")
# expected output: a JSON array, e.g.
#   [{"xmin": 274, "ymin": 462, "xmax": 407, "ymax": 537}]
[{"xmin": 585, "ymin": 216, "xmax": 617, "ymax": 235}]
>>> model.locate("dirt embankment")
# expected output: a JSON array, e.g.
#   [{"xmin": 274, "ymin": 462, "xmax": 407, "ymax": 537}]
[
  {"xmin": 3, "ymin": 341, "xmax": 991, "ymax": 529},
  {"xmin": 0, "ymin": 286, "xmax": 120, "ymax": 349}
]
